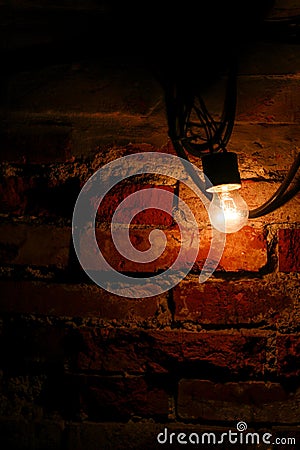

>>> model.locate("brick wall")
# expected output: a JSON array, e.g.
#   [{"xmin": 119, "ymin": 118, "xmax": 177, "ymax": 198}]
[{"xmin": 0, "ymin": 1, "xmax": 299, "ymax": 449}]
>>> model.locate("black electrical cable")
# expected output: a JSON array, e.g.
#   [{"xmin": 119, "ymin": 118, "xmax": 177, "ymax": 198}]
[
  {"xmin": 181, "ymin": 61, "xmax": 237, "ymax": 155},
  {"xmin": 249, "ymin": 153, "xmax": 300, "ymax": 218},
  {"xmin": 165, "ymin": 58, "xmax": 238, "ymax": 156},
  {"xmin": 171, "ymin": 139, "xmax": 212, "ymax": 201}
]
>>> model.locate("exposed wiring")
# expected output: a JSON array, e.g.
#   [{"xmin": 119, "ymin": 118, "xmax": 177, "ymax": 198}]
[
  {"xmin": 165, "ymin": 59, "xmax": 237, "ymax": 157},
  {"xmin": 249, "ymin": 153, "xmax": 300, "ymax": 218},
  {"xmin": 165, "ymin": 58, "xmax": 300, "ymax": 218}
]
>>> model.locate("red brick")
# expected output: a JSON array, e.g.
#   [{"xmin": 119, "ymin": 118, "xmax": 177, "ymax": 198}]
[
  {"xmin": 0, "ymin": 125, "xmax": 72, "ymax": 163},
  {"xmin": 71, "ymin": 375, "xmax": 169, "ymax": 420},
  {"xmin": 178, "ymin": 379, "xmax": 300, "ymax": 423},
  {"xmin": 79, "ymin": 225, "xmax": 267, "ymax": 274},
  {"xmin": 97, "ymin": 184, "xmax": 175, "ymax": 225},
  {"xmin": 278, "ymin": 229, "xmax": 300, "ymax": 272},
  {"xmin": 204, "ymin": 226, "xmax": 267, "ymax": 272},
  {"xmin": 277, "ymin": 334, "xmax": 300, "ymax": 377},
  {"xmin": 0, "ymin": 223, "xmax": 71, "ymax": 268},
  {"xmin": 0, "ymin": 281, "xmax": 161, "ymax": 321},
  {"xmin": 75, "ymin": 328, "xmax": 146, "ymax": 374},
  {"xmin": 173, "ymin": 279, "xmax": 293, "ymax": 325},
  {"xmin": 91, "ymin": 225, "xmax": 179, "ymax": 273},
  {"xmin": 74, "ymin": 329, "xmax": 268, "ymax": 376},
  {"xmin": 178, "ymin": 332, "xmax": 267, "ymax": 376}
]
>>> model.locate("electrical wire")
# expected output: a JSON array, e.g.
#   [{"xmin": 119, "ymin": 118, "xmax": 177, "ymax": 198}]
[
  {"xmin": 164, "ymin": 50, "xmax": 300, "ymax": 218},
  {"xmin": 180, "ymin": 63, "xmax": 237, "ymax": 155},
  {"xmin": 165, "ymin": 58, "xmax": 238, "ymax": 156},
  {"xmin": 249, "ymin": 153, "xmax": 300, "ymax": 218}
]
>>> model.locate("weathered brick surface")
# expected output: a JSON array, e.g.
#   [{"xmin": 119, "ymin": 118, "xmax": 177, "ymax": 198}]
[
  {"xmin": 78, "ymin": 225, "xmax": 267, "ymax": 273},
  {"xmin": 0, "ymin": 223, "xmax": 71, "ymax": 268},
  {"xmin": 0, "ymin": 173, "xmax": 81, "ymax": 217},
  {"xmin": 227, "ymin": 124, "xmax": 300, "ymax": 177},
  {"xmin": 0, "ymin": 175, "xmax": 33, "ymax": 215},
  {"xmin": 73, "ymin": 329, "xmax": 268, "ymax": 376},
  {"xmin": 236, "ymin": 76, "xmax": 300, "ymax": 123},
  {"xmin": 0, "ymin": 147, "xmax": 176, "ymax": 217},
  {"xmin": 173, "ymin": 279, "xmax": 294, "ymax": 325},
  {"xmin": 278, "ymin": 228, "xmax": 300, "ymax": 272},
  {"xmin": 200, "ymin": 226, "xmax": 267, "ymax": 272},
  {"xmin": 0, "ymin": 124, "xmax": 72, "ymax": 164},
  {"xmin": 277, "ymin": 334, "xmax": 300, "ymax": 377},
  {"xmin": 97, "ymin": 184, "xmax": 175, "ymax": 225},
  {"xmin": 0, "ymin": 373, "xmax": 48, "ymax": 418},
  {"xmin": 0, "ymin": 114, "xmax": 169, "ymax": 157},
  {"xmin": 67, "ymin": 374, "xmax": 170, "ymax": 421},
  {"xmin": 0, "ymin": 281, "xmax": 163, "ymax": 322},
  {"xmin": 177, "ymin": 379, "xmax": 300, "ymax": 423},
  {"xmin": 198, "ymin": 75, "xmax": 300, "ymax": 123}
]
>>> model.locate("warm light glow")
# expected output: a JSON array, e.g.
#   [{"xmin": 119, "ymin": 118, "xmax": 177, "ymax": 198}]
[{"xmin": 208, "ymin": 188, "xmax": 249, "ymax": 233}]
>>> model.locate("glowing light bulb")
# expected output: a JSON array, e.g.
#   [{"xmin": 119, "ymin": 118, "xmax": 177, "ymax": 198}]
[{"xmin": 208, "ymin": 188, "xmax": 249, "ymax": 234}]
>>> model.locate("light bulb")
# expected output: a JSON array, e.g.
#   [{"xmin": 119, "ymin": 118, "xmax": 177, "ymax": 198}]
[{"xmin": 208, "ymin": 188, "xmax": 249, "ymax": 234}]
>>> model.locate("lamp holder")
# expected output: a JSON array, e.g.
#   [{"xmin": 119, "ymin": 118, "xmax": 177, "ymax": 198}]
[{"xmin": 201, "ymin": 152, "xmax": 241, "ymax": 192}]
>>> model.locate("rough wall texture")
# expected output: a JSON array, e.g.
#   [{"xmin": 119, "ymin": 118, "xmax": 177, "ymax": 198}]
[{"xmin": 0, "ymin": 1, "xmax": 299, "ymax": 449}]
